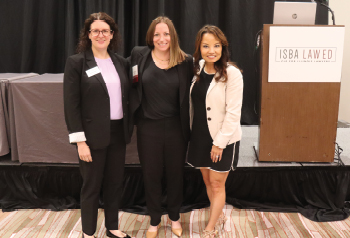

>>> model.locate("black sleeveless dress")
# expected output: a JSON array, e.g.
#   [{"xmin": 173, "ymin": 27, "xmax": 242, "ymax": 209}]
[{"xmin": 187, "ymin": 70, "xmax": 239, "ymax": 172}]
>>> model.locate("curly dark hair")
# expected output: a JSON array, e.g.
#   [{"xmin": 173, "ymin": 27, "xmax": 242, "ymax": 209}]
[
  {"xmin": 193, "ymin": 25, "xmax": 239, "ymax": 83},
  {"xmin": 76, "ymin": 12, "xmax": 121, "ymax": 53}
]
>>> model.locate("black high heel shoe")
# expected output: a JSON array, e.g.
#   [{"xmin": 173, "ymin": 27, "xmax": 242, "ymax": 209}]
[{"xmin": 106, "ymin": 230, "xmax": 131, "ymax": 238}]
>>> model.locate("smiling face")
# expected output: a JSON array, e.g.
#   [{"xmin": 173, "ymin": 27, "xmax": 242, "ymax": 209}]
[
  {"xmin": 89, "ymin": 20, "xmax": 113, "ymax": 52},
  {"xmin": 200, "ymin": 33, "xmax": 222, "ymax": 64},
  {"xmin": 153, "ymin": 23, "xmax": 171, "ymax": 52}
]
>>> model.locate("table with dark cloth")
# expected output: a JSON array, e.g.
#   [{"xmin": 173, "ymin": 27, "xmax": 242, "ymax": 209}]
[
  {"xmin": 0, "ymin": 73, "xmax": 38, "ymax": 156},
  {"xmin": 6, "ymin": 73, "xmax": 139, "ymax": 164}
]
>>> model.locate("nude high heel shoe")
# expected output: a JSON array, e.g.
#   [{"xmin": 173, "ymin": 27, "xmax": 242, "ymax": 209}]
[
  {"xmin": 171, "ymin": 226, "xmax": 183, "ymax": 237},
  {"xmin": 201, "ymin": 229, "xmax": 218, "ymax": 238},
  {"xmin": 215, "ymin": 212, "xmax": 227, "ymax": 231},
  {"xmin": 146, "ymin": 224, "xmax": 161, "ymax": 238},
  {"xmin": 82, "ymin": 234, "xmax": 95, "ymax": 238},
  {"xmin": 167, "ymin": 218, "xmax": 183, "ymax": 237}
]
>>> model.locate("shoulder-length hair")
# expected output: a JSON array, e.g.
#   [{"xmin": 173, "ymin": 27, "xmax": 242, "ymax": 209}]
[
  {"xmin": 76, "ymin": 12, "xmax": 121, "ymax": 53},
  {"xmin": 146, "ymin": 16, "xmax": 186, "ymax": 69},
  {"xmin": 193, "ymin": 25, "xmax": 239, "ymax": 82}
]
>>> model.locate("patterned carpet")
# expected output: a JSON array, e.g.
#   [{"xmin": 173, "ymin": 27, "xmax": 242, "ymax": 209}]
[{"xmin": 1, "ymin": 205, "xmax": 350, "ymax": 238}]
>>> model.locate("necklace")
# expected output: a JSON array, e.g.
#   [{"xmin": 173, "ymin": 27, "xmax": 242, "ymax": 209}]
[{"xmin": 152, "ymin": 50, "xmax": 169, "ymax": 62}]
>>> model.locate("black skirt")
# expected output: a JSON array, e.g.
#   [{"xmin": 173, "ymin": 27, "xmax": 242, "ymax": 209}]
[{"xmin": 187, "ymin": 70, "xmax": 239, "ymax": 172}]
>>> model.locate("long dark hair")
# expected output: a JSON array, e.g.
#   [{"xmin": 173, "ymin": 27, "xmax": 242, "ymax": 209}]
[
  {"xmin": 193, "ymin": 25, "xmax": 239, "ymax": 82},
  {"xmin": 76, "ymin": 12, "xmax": 121, "ymax": 53}
]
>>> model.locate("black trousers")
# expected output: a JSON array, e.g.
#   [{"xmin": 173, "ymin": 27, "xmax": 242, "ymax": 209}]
[
  {"xmin": 79, "ymin": 120, "xmax": 126, "ymax": 236},
  {"xmin": 137, "ymin": 116, "xmax": 187, "ymax": 226}
]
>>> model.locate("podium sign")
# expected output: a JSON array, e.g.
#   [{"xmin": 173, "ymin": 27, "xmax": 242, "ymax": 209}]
[
  {"xmin": 258, "ymin": 25, "xmax": 344, "ymax": 162},
  {"xmin": 268, "ymin": 26, "xmax": 345, "ymax": 83}
]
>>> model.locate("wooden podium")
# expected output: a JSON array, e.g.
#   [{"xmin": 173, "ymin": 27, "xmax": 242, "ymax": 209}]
[{"xmin": 258, "ymin": 25, "xmax": 343, "ymax": 162}]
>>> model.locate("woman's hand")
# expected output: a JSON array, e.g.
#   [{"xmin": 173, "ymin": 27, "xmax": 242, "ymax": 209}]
[
  {"xmin": 210, "ymin": 145, "xmax": 223, "ymax": 163},
  {"xmin": 77, "ymin": 142, "xmax": 92, "ymax": 162}
]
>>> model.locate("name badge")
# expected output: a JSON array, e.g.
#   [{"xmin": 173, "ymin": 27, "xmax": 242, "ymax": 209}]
[
  {"xmin": 86, "ymin": 66, "xmax": 101, "ymax": 77},
  {"xmin": 132, "ymin": 65, "xmax": 138, "ymax": 83}
]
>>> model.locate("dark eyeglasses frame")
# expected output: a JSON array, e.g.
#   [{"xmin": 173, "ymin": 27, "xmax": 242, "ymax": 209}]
[{"xmin": 89, "ymin": 29, "xmax": 113, "ymax": 36}]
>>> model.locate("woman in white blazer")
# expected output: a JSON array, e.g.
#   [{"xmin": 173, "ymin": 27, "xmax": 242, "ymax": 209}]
[{"xmin": 187, "ymin": 25, "xmax": 243, "ymax": 238}]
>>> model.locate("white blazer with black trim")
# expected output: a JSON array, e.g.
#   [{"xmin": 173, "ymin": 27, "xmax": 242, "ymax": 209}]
[{"xmin": 189, "ymin": 59, "xmax": 243, "ymax": 149}]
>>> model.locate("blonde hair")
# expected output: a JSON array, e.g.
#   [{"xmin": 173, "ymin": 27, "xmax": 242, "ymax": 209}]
[{"xmin": 146, "ymin": 16, "xmax": 186, "ymax": 69}]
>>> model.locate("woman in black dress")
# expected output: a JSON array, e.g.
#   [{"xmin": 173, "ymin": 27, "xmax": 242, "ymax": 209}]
[{"xmin": 187, "ymin": 25, "xmax": 243, "ymax": 238}]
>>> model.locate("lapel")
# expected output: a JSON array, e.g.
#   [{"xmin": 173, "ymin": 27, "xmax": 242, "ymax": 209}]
[
  {"xmin": 206, "ymin": 77, "xmax": 217, "ymax": 96},
  {"xmin": 190, "ymin": 77, "xmax": 196, "ymax": 94},
  {"xmin": 137, "ymin": 47, "xmax": 152, "ymax": 101},
  {"xmin": 85, "ymin": 49, "xmax": 108, "ymax": 95},
  {"xmin": 189, "ymin": 75, "xmax": 217, "ymax": 95},
  {"xmin": 197, "ymin": 59, "xmax": 218, "ymax": 96},
  {"xmin": 109, "ymin": 49, "xmax": 126, "ymax": 97}
]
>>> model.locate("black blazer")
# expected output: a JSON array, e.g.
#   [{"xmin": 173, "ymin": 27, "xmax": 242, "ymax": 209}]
[
  {"xmin": 128, "ymin": 46, "xmax": 193, "ymax": 142},
  {"xmin": 63, "ymin": 48, "xmax": 130, "ymax": 149}
]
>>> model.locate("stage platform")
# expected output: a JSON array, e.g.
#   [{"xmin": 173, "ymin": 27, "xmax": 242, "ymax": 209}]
[
  {"xmin": 1, "ymin": 125, "xmax": 349, "ymax": 167},
  {"xmin": 1, "ymin": 126, "xmax": 350, "ymax": 222}
]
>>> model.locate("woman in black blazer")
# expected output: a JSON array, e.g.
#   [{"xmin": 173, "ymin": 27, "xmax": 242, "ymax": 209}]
[
  {"xmin": 64, "ymin": 12, "xmax": 130, "ymax": 238},
  {"xmin": 128, "ymin": 16, "xmax": 193, "ymax": 238}
]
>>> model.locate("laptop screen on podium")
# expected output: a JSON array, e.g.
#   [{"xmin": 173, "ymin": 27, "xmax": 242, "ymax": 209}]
[{"xmin": 273, "ymin": 1, "xmax": 317, "ymax": 25}]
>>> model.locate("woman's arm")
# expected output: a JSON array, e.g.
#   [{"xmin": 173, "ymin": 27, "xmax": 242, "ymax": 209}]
[
  {"xmin": 63, "ymin": 56, "xmax": 85, "ymax": 142},
  {"xmin": 213, "ymin": 65, "xmax": 243, "ymax": 149},
  {"xmin": 63, "ymin": 56, "xmax": 93, "ymax": 162},
  {"xmin": 186, "ymin": 54, "xmax": 194, "ymax": 82}
]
